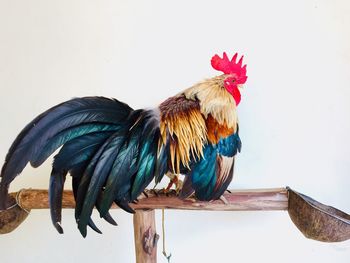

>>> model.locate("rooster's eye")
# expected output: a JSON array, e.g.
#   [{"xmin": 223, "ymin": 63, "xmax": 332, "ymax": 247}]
[{"xmin": 232, "ymin": 79, "xmax": 236, "ymax": 83}]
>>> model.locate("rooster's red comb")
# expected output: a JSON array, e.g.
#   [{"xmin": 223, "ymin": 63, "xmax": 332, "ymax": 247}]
[{"xmin": 211, "ymin": 52, "xmax": 247, "ymax": 79}]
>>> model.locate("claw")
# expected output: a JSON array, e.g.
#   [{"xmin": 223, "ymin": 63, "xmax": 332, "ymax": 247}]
[
  {"xmin": 152, "ymin": 189, "xmax": 159, "ymax": 197},
  {"xmin": 142, "ymin": 191, "xmax": 149, "ymax": 198},
  {"xmin": 157, "ymin": 188, "xmax": 167, "ymax": 195},
  {"xmin": 220, "ymin": 195, "xmax": 229, "ymax": 205}
]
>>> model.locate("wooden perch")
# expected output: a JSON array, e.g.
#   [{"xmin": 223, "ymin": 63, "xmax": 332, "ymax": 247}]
[
  {"xmin": 0, "ymin": 187, "xmax": 288, "ymax": 263},
  {"xmin": 13, "ymin": 187, "xmax": 288, "ymax": 211},
  {"xmin": 2, "ymin": 187, "xmax": 349, "ymax": 242}
]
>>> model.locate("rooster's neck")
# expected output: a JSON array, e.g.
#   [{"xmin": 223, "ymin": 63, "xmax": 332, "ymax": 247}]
[{"xmin": 183, "ymin": 75, "xmax": 238, "ymax": 130}]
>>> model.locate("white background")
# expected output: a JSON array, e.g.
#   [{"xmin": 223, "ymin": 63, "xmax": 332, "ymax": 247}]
[{"xmin": 0, "ymin": 0, "xmax": 349, "ymax": 262}]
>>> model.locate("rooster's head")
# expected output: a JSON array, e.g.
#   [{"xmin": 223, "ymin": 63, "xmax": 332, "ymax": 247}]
[{"xmin": 211, "ymin": 52, "xmax": 248, "ymax": 106}]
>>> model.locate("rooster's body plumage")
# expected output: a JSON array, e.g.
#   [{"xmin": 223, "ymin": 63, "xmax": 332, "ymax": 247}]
[{"xmin": 0, "ymin": 52, "xmax": 247, "ymax": 236}]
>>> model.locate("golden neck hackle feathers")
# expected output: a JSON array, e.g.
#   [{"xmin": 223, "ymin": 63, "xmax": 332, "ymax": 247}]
[
  {"xmin": 184, "ymin": 75, "xmax": 238, "ymax": 130},
  {"xmin": 159, "ymin": 75, "xmax": 238, "ymax": 174},
  {"xmin": 159, "ymin": 95, "xmax": 207, "ymax": 173}
]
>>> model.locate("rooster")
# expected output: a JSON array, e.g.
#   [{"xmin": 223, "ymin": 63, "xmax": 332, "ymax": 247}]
[{"xmin": 0, "ymin": 52, "xmax": 247, "ymax": 236}]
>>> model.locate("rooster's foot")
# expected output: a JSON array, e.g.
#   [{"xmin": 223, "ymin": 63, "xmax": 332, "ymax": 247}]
[{"xmin": 164, "ymin": 173, "xmax": 183, "ymax": 195}]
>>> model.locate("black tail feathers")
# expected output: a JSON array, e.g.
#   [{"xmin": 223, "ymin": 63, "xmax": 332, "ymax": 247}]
[{"xmin": 0, "ymin": 97, "xmax": 167, "ymax": 236}]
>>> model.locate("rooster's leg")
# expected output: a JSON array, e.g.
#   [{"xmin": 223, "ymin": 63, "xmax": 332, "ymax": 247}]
[{"xmin": 160, "ymin": 172, "xmax": 183, "ymax": 195}]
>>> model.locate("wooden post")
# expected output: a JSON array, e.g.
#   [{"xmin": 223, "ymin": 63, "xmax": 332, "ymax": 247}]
[{"xmin": 133, "ymin": 210, "xmax": 159, "ymax": 263}]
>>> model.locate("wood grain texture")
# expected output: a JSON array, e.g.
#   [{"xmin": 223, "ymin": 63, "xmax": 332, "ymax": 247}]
[
  {"xmin": 14, "ymin": 188, "xmax": 288, "ymax": 211},
  {"xmin": 133, "ymin": 210, "xmax": 158, "ymax": 263}
]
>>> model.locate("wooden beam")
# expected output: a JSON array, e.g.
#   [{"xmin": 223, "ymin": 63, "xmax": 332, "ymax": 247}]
[
  {"xmin": 2, "ymin": 187, "xmax": 349, "ymax": 245},
  {"xmin": 14, "ymin": 188, "xmax": 288, "ymax": 211}
]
